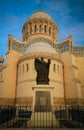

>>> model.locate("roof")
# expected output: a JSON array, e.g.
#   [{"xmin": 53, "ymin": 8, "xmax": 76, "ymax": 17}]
[
  {"xmin": 25, "ymin": 40, "xmax": 57, "ymax": 55},
  {"xmin": 29, "ymin": 10, "xmax": 52, "ymax": 21}
]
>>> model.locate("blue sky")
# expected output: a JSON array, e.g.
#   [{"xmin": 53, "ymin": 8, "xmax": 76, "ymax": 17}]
[{"xmin": 0, "ymin": 0, "xmax": 84, "ymax": 57}]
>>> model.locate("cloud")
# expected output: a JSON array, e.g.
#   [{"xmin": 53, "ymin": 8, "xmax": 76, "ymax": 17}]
[
  {"xmin": 41, "ymin": 0, "xmax": 84, "ymax": 45},
  {"xmin": 0, "ymin": 0, "xmax": 84, "ymax": 58},
  {"xmin": 58, "ymin": 22, "xmax": 84, "ymax": 45}
]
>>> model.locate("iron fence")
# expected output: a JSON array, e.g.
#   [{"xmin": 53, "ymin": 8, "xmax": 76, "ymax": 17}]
[{"xmin": 0, "ymin": 106, "xmax": 84, "ymax": 128}]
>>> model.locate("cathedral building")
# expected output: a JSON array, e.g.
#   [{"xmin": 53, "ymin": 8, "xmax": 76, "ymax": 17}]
[{"xmin": 0, "ymin": 10, "xmax": 84, "ymax": 107}]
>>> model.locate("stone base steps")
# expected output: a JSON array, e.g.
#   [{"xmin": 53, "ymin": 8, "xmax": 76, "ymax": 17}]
[{"xmin": 27, "ymin": 112, "xmax": 59, "ymax": 127}]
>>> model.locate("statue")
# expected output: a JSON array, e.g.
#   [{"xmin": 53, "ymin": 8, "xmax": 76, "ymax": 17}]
[{"xmin": 35, "ymin": 57, "xmax": 51, "ymax": 84}]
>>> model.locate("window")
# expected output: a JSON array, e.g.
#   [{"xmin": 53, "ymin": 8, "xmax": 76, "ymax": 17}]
[
  {"xmin": 34, "ymin": 25, "xmax": 37, "ymax": 33},
  {"xmin": 19, "ymin": 65, "xmax": 21, "ymax": 74},
  {"xmin": 39, "ymin": 25, "xmax": 42, "ymax": 32},
  {"xmin": 23, "ymin": 64, "xmax": 24, "ymax": 73},
  {"xmin": 49, "ymin": 27, "xmax": 51, "ymax": 34},
  {"xmin": 57, "ymin": 65, "xmax": 59, "ymax": 74},
  {"xmin": 44, "ymin": 25, "xmax": 46, "ymax": 33},
  {"xmin": 53, "ymin": 64, "xmax": 56, "ymax": 72},
  {"xmin": 30, "ymin": 26, "xmax": 32, "ymax": 34},
  {"xmin": 1, "ymin": 73, "xmax": 3, "ymax": 80},
  {"xmin": 9, "ymin": 44, "xmax": 10, "ymax": 50},
  {"xmin": 60, "ymin": 66, "xmax": 62, "ymax": 74},
  {"xmin": 26, "ymin": 63, "xmax": 28, "ymax": 72},
  {"xmin": 26, "ymin": 25, "xmax": 28, "ymax": 29}
]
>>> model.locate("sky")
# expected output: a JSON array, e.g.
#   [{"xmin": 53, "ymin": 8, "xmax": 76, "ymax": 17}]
[{"xmin": 0, "ymin": 0, "xmax": 84, "ymax": 58}]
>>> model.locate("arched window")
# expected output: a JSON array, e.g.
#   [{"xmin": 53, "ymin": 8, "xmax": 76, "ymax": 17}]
[
  {"xmin": 57, "ymin": 65, "xmax": 59, "ymax": 74},
  {"xmin": 39, "ymin": 25, "xmax": 42, "ymax": 32},
  {"xmin": 23, "ymin": 64, "xmax": 24, "ymax": 73},
  {"xmin": 1, "ymin": 73, "xmax": 3, "ymax": 80},
  {"xmin": 26, "ymin": 24, "xmax": 28, "ymax": 29},
  {"xmin": 26, "ymin": 63, "xmax": 28, "ymax": 72},
  {"xmin": 19, "ymin": 65, "xmax": 21, "ymax": 74},
  {"xmin": 49, "ymin": 27, "xmax": 51, "ymax": 34},
  {"xmin": 34, "ymin": 25, "xmax": 37, "ymax": 33},
  {"xmin": 9, "ymin": 44, "xmax": 10, "ymax": 50},
  {"xmin": 30, "ymin": 26, "xmax": 32, "ymax": 34},
  {"xmin": 53, "ymin": 64, "xmax": 56, "ymax": 72},
  {"xmin": 44, "ymin": 25, "xmax": 46, "ymax": 33}
]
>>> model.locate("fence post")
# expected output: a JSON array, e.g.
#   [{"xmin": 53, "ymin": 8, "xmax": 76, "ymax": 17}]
[
  {"xmin": 77, "ymin": 106, "xmax": 79, "ymax": 128},
  {"xmin": 60, "ymin": 106, "xmax": 62, "ymax": 128},
  {"xmin": 52, "ymin": 106, "xmax": 53, "ymax": 128},
  {"xmin": 25, "ymin": 106, "xmax": 27, "ymax": 128}
]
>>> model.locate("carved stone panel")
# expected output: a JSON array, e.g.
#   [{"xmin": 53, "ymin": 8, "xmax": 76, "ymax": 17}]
[{"xmin": 35, "ymin": 91, "xmax": 51, "ymax": 112}]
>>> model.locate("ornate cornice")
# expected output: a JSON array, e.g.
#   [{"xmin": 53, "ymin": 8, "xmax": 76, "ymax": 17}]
[
  {"xmin": 32, "ymin": 86, "xmax": 54, "ymax": 90},
  {"xmin": 17, "ymin": 52, "xmax": 63, "ymax": 65},
  {"xmin": 18, "ymin": 79, "xmax": 35, "ymax": 85},
  {"xmin": 9, "ymin": 38, "xmax": 71, "ymax": 53},
  {"xmin": 50, "ymin": 80, "xmax": 63, "ymax": 84},
  {"xmin": 72, "ymin": 64, "xmax": 78, "ymax": 70},
  {"xmin": 72, "ymin": 46, "xmax": 84, "ymax": 56},
  {"xmin": 8, "ymin": 36, "xmax": 84, "ymax": 56}
]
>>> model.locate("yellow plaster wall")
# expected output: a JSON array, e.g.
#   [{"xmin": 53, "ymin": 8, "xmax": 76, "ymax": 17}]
[
  {"xmin": 60, "ymin": 51, "xmax": 81, "ymax": 99},
  {"xmin": 71, "ymin": 54, "xmax": 82, "ymax": 98},
  {"xmin": 17, "ymin": 57, "xmax": 64, "ymax": 106},
  {"xmin": 1, "ymin": 50, "xmax": 22, "ymax": 99},
  {"xmin": 76, "ymin": 56, "xmax": 84, "ymax": 98},
  {"xmin": 0, "ymin": 67, "xmax": 6, "ymax": 97}
]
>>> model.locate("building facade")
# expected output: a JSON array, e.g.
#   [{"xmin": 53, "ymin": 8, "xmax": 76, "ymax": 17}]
[{"xmin": 0, "ymin": 10, "xmax": 84, "ymax": 107}]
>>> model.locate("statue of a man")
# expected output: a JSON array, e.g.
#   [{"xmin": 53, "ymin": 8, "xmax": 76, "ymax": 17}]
[{"xmin": 35, "ymin": 58, "xmax": 51, "ymax": 84}]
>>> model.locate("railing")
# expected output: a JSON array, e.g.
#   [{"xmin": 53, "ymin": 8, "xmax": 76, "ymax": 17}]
[{"xmin": 0, "ymin": 106, "xmax": 84, "ymax": 128}]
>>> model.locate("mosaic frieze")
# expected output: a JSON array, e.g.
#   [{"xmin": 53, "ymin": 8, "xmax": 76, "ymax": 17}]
[
  {"xmin": 10, "ymin": 38, "xmax": 84, "ymax": 56},
  {"xmin": 73, "ymin": 47, "xmax": 84, "ymax": 56}
]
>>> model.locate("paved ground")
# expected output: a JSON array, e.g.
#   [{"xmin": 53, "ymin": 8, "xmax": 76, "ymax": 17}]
[{"xmin": 0, "ymin": 128, "xmax": 84, "ymax": 130}]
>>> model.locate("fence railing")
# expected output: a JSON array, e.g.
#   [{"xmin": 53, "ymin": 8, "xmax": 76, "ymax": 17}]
[{"xmin": 0, "ymin": 106, "xmax": 84, "ymax": 128}]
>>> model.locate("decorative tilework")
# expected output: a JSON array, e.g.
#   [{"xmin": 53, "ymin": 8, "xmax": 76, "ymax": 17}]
[
  {"xmin": 10, "ymin": 38, "xmax": 84, "ymax": 56},
  {"xmin": 56, "ymin": 42, "xmax": 70, "ymax": 53},
  {"xmin": 11, "ymin": 42, "xmax": 25, "ymax": 53},
  {"xmin": 73, "ymin": 47, "xmax": 84, "ymax": 56}
]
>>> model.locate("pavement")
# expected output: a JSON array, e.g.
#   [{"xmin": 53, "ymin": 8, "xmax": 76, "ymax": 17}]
[{"xmin": 0, "ymin": 128, "xmax": 84, "ymax": 130}]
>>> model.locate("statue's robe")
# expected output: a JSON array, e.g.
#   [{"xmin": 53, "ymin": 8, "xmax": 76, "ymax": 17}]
[{"xmin": 35, "ymin": 58, "xmax": 51, "ymax": 84}]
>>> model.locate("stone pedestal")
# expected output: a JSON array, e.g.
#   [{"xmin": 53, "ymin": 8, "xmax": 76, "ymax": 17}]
[{"xmin": 32, "ymin": 85, "xmax": 54, "ymax": 111}]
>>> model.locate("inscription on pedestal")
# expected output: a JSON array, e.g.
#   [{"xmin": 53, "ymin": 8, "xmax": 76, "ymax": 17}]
[
  {"xmin": 40, "ymin": 97, "xmax": 46, "ymax": 106},
  {"xmin": 35, "ymin": 91, "xmax": 51, "ymax": 112}
]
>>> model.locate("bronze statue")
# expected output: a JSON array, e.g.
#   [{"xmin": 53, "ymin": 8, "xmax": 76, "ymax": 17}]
[{"xmin": 35, "ymin": 57, "xmax": 51, "ymax": 84}]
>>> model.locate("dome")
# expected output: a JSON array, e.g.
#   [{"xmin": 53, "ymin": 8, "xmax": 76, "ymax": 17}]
[
  {"xmin": 25, "ymin": 40, "xmax": 57, "ymax": 55},
  {"xmin": 29, "ymin": 10, "xmax": 52, "ymax": 21},
  {"xmin": 22, "ymin": 10, "xmax": 58, "ymax": 43}
]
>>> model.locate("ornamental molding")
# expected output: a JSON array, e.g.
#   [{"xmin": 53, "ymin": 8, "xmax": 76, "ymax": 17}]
[
  {"xmin": 18, "ymin": 79, "xmax": 35, "ymax": 85},
  {"xmin": 72, "ymin": 46, "xmax": 84, "ymax": 56},
  {"xmin": 50, "ymin": 80, "xmax": 63, "ymax": 84},
  {"xmin": 32, "ymin": 86, "xmax": 54, "ymax": 90},
  {"xmin": 8, "ymin": 36, "xmax": 84, "ymax": 56},
  {"xmin": 72, "ymin": 64, "xmax": 78, "ymax": 70},
  {"xmin": 17, "ymin": 52, "xmax": 63, "ymax": 65},
  {"xmin": 10, "ymin": 38, "xmax": 71, "ymax": 54},
  {"xmin": 23, "ymin": 18, "xmax": 56, "ymax": 28}
]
